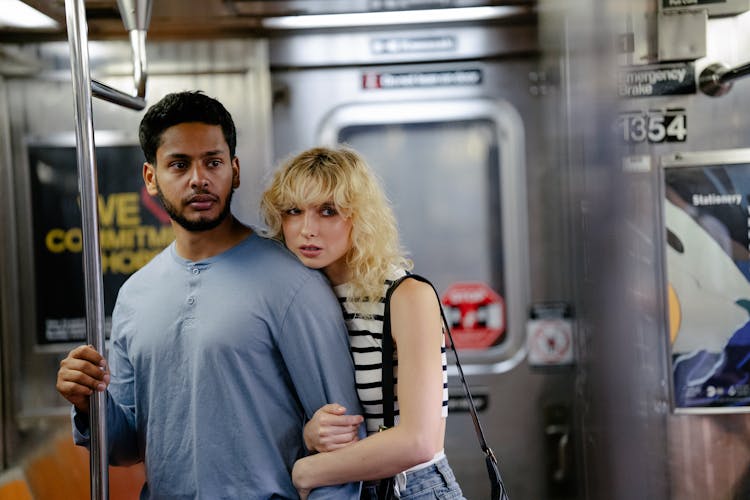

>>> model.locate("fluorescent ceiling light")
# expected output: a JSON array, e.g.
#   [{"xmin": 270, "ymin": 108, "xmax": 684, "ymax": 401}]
[
  {"xmin": 261, "ymin": 6, "xmax": 531, "ymax": 29},
  {"xmin": 0, "ymin": 0, "xmax": 59, "ymax": 29}
]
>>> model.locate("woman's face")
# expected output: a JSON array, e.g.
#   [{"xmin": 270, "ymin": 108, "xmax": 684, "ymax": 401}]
[{"xmin": 281, "ymin": 200, "xmax": 353, "ymax": 285}]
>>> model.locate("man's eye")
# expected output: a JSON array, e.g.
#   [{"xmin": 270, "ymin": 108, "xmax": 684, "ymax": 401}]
[
  {"xmin": 170, "ymin": 161, "xmax": 187, "ymax": 169},
  {"xmin": 208, "ymin": 159, "xmax": 222, "ymax": 167}
]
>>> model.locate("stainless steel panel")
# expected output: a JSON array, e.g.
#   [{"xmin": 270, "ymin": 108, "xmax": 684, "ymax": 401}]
[
  {"xmin": 657, "ymin": 10, "xmax": 706, "ymax": 62},
  {"xmin": 599, "ymin": 5, "xmax": 750, "ymax": 500},
  {"xmin": 0, "ymin": 75, "xmax": 13, "ymax": 469},
  {"xmin": 269, "ymin": 23, "xmax": 538, "ymax": 68}
]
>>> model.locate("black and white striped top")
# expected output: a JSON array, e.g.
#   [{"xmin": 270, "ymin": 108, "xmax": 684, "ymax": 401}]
[{"xmin": 334, "ymin": 269, "xmax": 449, "ymax": 435}]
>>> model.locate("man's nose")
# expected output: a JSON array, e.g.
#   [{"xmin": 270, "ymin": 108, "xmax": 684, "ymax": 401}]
[{"xmin": 189, "ymin": 164, "xmax": 209, "ymax": 189}]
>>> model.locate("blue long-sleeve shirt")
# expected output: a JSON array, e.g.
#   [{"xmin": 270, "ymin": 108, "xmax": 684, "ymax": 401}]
[{"xmin": 73, "ymin": 231, "xmax": 363, "ymax": 499}]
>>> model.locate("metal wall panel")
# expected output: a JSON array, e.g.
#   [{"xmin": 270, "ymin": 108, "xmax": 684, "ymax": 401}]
[
  {"xmin": 580, "ymin": 4, "xmax": 750, "ymax": 499},
  {"xmin": 0, "ymin": 75, "xmax": 13, "ymax": 468},
  {"xmin": 609, "ymin": 8, "xmax": 750, "ymax": 496}
]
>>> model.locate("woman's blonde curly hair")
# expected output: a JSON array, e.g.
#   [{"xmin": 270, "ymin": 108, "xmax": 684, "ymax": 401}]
[{"xmin": 260, "ymin": 145, "xmax": 412, "ymax": 304}]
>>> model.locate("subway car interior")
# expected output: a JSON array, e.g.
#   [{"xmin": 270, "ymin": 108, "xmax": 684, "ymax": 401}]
[{"xmin": 2, "ymin": 0, "xmax": 750, "ymax": 498}]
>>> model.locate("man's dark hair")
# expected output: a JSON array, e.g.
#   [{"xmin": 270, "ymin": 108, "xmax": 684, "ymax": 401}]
[{"xmin": 138, "ymin": 90, "xmax": 237, "ymax": 164}]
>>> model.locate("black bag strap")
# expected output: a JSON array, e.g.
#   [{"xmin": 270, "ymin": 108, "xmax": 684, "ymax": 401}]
[
  {"xmin": 381, "ymin": 273, "xmax": 498, "ymax": 461},
  {"xmin": 380, "ymin": 275, "xmax": 408, "ymax": 429}
]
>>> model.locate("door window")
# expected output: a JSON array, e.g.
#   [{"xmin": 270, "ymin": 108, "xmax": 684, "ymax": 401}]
[
  {"xmin": 340, "ymin": 120, "xmax": 501, "ymax": 295},
  {"xmin": 322, "ymin": 99, "xmax": 527, "ymax": 366}
]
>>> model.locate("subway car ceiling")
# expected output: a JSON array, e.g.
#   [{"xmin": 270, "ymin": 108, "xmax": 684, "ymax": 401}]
[{"xmin": 0, "ymin": 0, "xmax": 538, "ymax": 41}]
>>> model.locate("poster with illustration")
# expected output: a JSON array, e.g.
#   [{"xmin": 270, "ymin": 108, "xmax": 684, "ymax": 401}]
[
  {"xmin": 28, "ymin": 141, "xmax": 174, "ymax": 345},
  {"xmin": 664, "ymin": 152, "xmax": 750, "ymax": 412}
]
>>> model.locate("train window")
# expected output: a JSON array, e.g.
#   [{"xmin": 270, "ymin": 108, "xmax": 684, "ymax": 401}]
[
  {"xmin": 320, "ymin": 99, "xmax": 528, "ymax": 368},
  {"xmin": 339, "ymin": 119, "xmax": 502, "ymax": 326}
]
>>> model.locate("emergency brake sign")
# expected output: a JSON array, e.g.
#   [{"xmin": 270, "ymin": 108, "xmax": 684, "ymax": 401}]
[{"xmin": 441, "ymin": 282, "xmax": 505, "ymax": 349}]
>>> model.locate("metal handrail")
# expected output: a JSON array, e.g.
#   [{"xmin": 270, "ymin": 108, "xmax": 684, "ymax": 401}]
[
  {"xmin": 91, "ymin": 79, "xmax": 146, "ymax": 110},
  {"xmin": 114, "ymin": 0, "xmax": 152, "ymax": 106},
  {"xmin": 699, "ymin": 60, "xmax": 750, "ymax": 97},
  {"xmin": 64, "ymin": 0, "xmax": 151, "ymax": 498}
]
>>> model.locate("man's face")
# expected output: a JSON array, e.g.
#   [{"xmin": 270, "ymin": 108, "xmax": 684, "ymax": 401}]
[{"xmin": 143, "ymin": 122, "xmax": 239, "ymax": 232}]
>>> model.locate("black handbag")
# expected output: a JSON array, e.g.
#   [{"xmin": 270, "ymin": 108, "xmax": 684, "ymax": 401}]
[{"xmin": 381, "ymin": 274, "xmax": 510, "ymax": 500}]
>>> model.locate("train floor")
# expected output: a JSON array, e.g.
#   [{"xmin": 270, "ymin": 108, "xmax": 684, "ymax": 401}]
[{"xmin": 0, "ymin": 429, "xmax": 144, "ymax": 499}]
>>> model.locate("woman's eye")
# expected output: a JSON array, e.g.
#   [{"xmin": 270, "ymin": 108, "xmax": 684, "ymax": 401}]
[
  {"xmin": 285, "ymin": 207, "xmax": 301, "ymax": 215},
  {"xmin": 321, "ymin": 205, "xmax": 338, "ymax": 216}
]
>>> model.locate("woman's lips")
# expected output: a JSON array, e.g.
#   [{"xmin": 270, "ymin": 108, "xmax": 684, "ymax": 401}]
[{"xmin": 298, "ymin": 245, "xmax": 322, "ymax": 258}]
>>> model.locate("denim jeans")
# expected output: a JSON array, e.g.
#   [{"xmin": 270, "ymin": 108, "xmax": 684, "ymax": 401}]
[{"xmin": 360, "ymin": 456, "xmax": 465, "ymax": 500}]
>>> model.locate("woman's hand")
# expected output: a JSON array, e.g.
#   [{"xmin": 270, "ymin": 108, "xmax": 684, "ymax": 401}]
[
  {"xmin": 293, "ymin": 458, "xmax": 312, "ymax": 499},
  {"xmin": 297, "ymin": 486, "xmax": 311, "ymax": 500},
  {"xmin": 304, "ymin": 403, "xmax": 364, "ymax": 452}
]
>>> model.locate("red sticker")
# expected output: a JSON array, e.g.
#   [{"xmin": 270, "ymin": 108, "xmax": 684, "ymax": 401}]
[{"xmin": 441, "ymin": 282, "xmax": 505, "ymax": 349}]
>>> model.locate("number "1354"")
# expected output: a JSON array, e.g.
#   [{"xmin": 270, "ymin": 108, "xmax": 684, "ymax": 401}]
[{"xmin": 617, "ymin": 109, "xmax": 687, "ymax": 143}]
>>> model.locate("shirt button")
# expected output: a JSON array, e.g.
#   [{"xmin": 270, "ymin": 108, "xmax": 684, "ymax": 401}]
[
  {"xmin": 187, "ymin": 296, "xmax": 195, "ymax": 305},
  {"xmin": 191, "ymin": 268, "xmax": 200, "ymax": 275}
]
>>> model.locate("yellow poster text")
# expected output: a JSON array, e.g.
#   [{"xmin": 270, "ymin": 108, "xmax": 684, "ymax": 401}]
[{"xmin": 45, "ymin": 226, "xmax": 174, "ymax": 254}]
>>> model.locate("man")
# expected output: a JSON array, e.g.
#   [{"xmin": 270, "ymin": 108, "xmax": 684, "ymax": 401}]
[{"xmin": 56, "ymin": 91, "xmax": 363, "ymax": 499}]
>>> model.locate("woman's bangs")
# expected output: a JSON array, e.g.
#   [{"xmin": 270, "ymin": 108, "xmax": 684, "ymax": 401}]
[{"xmin": 287, "ymin": 174, "xmax": 335, "ymax": 209}]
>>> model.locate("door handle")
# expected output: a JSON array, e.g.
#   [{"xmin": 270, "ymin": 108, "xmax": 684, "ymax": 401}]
[
  {"xmin": 699, "ymin": 61, "xmax": 750, "ymax": 97},
  {"xmin": 545, "ymin": 423, "xmax": 570, "ymax": 482},
  {"xmin": 544, "ymin": 404, "xmax": 576, "ymax": 498}
]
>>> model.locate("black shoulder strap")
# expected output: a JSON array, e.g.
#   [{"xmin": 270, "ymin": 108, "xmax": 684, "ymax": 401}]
[
  {"xmin": 381, "ymin": 273, "xmax": 496, "ymax": 460},
  {"xmin": 381, "ymin": 274, "xmax": 410, "ymax": 429}
]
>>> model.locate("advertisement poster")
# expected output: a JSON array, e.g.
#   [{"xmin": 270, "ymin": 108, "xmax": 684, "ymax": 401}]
[
  {"xmin": 664, "ymin": 156, "xmax": 750, "ymax": 411},
  {"xmin": 29, "ymin": 143, "xmax": 174, "ymax": 345}
]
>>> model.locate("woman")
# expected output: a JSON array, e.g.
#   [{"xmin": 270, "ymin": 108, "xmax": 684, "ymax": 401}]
[{"xmin": 261, "ymin": 146, "xmax": 464, "ymax": 499}]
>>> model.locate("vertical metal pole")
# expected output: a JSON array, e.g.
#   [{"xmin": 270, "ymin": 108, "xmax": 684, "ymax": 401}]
[{"xmin": 64, "ymin": 0, "xmax": 109, "ymax": 498}]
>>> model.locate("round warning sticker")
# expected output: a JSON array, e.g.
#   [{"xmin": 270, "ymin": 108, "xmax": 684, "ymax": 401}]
[{"xmin": 441, "ymin": 282, "xmax": 505, "ymax": 349}]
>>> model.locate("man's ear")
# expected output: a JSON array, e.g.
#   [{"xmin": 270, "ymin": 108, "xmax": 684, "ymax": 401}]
[
  {"xmin": 143, "ymin": 162, "xmax": 158, "ymax": 195},
  {"xmin": 232, "ymin": 157, "xmax": 240, "ymax": 189}
]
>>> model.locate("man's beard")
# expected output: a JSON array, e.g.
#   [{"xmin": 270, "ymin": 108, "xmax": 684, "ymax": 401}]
[{"xmin": 156, "ymin": 181, "xmax": 234, "ymax": 232}]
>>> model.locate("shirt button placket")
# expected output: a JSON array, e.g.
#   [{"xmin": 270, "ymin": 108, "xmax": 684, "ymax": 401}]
[{"xmin": 186, "ymin": 266, "xmax": 201, "ymax": 321}]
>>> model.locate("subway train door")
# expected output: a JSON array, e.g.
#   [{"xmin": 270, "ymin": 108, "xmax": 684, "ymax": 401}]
[
  {"xmin": 269, "ymin": 20, "xmax": 575, "ymax": 499},
  {"xmin": 317, "ymin": 94, "xmax": 535, "ymax": 500}
]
